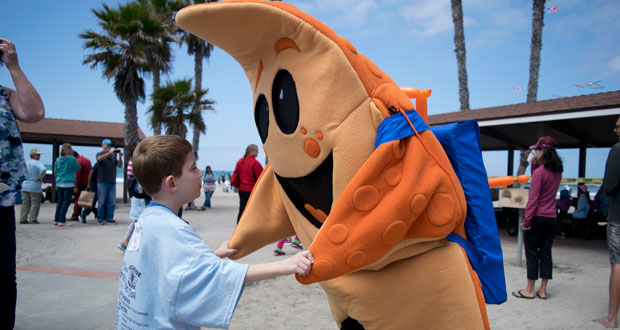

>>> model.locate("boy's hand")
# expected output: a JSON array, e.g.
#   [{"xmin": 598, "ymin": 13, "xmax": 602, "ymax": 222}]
[
  {"xmin": 214, "ymin": 240, "xmax": 238, "ymax": 258},
  {"xmin": 283, "ymin": 251, "xmax": 314, "ymax": 277}
]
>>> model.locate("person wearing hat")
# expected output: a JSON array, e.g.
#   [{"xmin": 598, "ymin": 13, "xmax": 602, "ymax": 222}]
[
  {"xmin": 595, "ymin": 116, "xmax": 620, "ymax": 328},
  {"xmin": 96, "ymin": 138, "xmax": 123, "ymax": 224},
  {"xmin": 572, "ymin": 183, "xmax": 591, "ymax": 220},
  {"xmin": 20, "ymin": 148, "xmax": 46, "ymax": 224},
  {"xmin": 512, "ymin": 136, "xmax": 563, "ymax": 300}
]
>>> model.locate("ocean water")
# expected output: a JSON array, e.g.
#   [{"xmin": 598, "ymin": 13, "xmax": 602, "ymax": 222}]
[{"xmin": 45, "ymin": 165, "xmax": 231, "ymax": 183}]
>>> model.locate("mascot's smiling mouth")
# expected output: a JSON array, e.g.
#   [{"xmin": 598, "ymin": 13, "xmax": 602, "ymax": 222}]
[{"xmin": 274, "ymin": 152, "xmax": 333, "ymax": 229}]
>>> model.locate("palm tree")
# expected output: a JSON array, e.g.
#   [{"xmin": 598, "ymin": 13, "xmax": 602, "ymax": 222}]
[
  {"xmin": 149, "ymin": 79, "xmax": 214, "ymax": 138},
  {"xmin": 526, "ymin": 0, "xmax": 546, "ymax": 102},
  {"xmin": 80, "ymin": 2, "xmax": 155, "ymax": 159},
  {"xmin": 516, "ymin": 0, "xmax": 547, "ymax": 182},
  {"xmin": 178, "ymin": 0, "xmax": 217, "ymax": 159},
  {"xmin": 137, "ymin": 0, "xmax": 182, "ymax": 135},
  {"xmin": 450, "ymin": 0, "xmax": 470, "ymax": 111}
]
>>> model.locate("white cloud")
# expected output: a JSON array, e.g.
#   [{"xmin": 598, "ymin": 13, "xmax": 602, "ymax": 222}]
[
  {"xmin": 487, "ymin": 8, "xmax": 529, "ymax": 29},
  {"xmin": 398, "ymin": 0, "xmax": 528, "ymax": 40},
  {"xmin": 400, "ymin": 1, "xmax": 453, "ymax": 37},
  {"xmin": 292, "ymin": 0, "xmax": 378, "ymax": 28},
  {"xmin": 609, "ymin": 56, "xmax": 620, "ymax": 72}
]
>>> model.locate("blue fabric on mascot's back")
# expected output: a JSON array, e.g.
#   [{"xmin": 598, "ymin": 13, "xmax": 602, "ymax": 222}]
[
  {"xmin": 376, "ymin": 111, "xmax": 507, "ymax": 304},
  {"xmin": 430, "ymin": 120, "xmax": 507, "ymax": 304}
]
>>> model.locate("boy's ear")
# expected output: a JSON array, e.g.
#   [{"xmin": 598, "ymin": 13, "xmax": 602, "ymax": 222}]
[{"xmin": 163, "ymin": 175, "xmax": 177, "ymax": 193}]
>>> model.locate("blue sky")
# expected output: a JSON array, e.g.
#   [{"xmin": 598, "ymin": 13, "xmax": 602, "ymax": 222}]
[{"xmin": 1, "ymin": 0, "xmax": 618, "ymax": 178}]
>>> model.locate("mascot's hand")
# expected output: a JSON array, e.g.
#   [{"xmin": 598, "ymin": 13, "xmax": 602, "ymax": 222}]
[
  {"xmin": 282, "ymin": 251, "xmax": 314, "ymax": 277},
  {"xmin": 214, "ymin": 240, "xmax": 239, "ymax": 258}
]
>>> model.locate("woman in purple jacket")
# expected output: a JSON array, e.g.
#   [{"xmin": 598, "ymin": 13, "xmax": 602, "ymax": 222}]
[{"xmin": 513, "ymin": 136, "xmax": 563, "ymax": 300}]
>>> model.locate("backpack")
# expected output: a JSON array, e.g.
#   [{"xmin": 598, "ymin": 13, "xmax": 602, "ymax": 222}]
[
  {"xmin": 431, "ymin": 120, "xmax": 507, "ymax": 304},
  {"xmin": 127, "ymin": 176, "xmax": 138, "ymax": 198},
  {"xmin": 376, "ymin": 111, "xmax": 507, "ymax": 304},
  {"xmin": 127, "ymin": 176, "xmax": 150, "ymax": 200}
]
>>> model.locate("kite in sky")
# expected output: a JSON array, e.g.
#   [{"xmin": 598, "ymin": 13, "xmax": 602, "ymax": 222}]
[
  {"xmin": 548, "ymin": 6, "xmax": 558, "ymax": 13},
  {"xmin": 512, "ymin": 87, "xmax": 522, "ymax": 92},
  {"xmin": 574, "ymin": 80, "xmax": 605, "ymax": 89}
]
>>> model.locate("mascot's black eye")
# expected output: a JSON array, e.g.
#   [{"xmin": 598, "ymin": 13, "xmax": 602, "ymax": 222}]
[
  {"xmin": 272, "ymin": 69, "xmax": 299, "ymax": 135},
  {"xmin": 254, "ymin": 94, "xmax": 269, "ymax": 143}
]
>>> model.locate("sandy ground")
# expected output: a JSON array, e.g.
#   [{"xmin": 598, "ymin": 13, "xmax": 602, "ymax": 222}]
[{"xmin": 13, "ymin": 185, "xmax": 615, "ymax": 329}]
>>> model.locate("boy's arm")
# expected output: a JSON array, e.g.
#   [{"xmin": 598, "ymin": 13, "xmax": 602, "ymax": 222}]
[
  {"xmin": 214, "ymin": 240, "xmax": 313, "ymax": 283},
  {"xmin": 244, "ymin": 251, "xmax": 313, "ymax": 283}
]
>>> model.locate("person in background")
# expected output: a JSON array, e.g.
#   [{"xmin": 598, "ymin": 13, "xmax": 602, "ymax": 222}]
[
  {"xmin": 572, "ymin": 183, "xmax": 591, "ymax": 220},
  {"xmin": 127, "ymin": 157, "xmax": 133, "ymax": 176},
  {"xmin": 512, "ymin": 136, "xmax": 563, "ymax": 300},
  {"xmin": 117, "ymin": 160, "xmax": 150, "ymax": 253},
  {"xmin": 79, "ymin": 163, "xmax": 98, "ymax": 222},
  {"xmin": 96, "ymin": 139, "xmax": 122, "ymax": 224},
  {"xmin": 71, "ymin": 151, "xmax": 92, "ymax": 221},
  {"xmin": 594, "ymin": 116, "xmax": 620, "ymax": 328},
  {"xmin": 0, "ymin": 37, "xmax": 45, "ymax": 330},
  {"xmin": 20, "ymin": 148, "xmax": 46, "ymax": 224},
  {"xmin": 592, "ymin": 186, "xmax": 612, "ymax": 219},
  {"xmin": 273, "ymin": 235, "xmax": 303, "ymax": 256},
  {"xmin": 233, "ymin": 144, "xmax": 263, "ymax": 223},
  {"xmin": 201, "ymin": 165, "xmax": 216, "ymax": 210},
  {"xmin": 53, "ymin": 143, "xmax": 81, "ymax": 227}
]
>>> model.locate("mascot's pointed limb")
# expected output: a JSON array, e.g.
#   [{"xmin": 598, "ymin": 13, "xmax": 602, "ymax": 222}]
[
  {"xmin": 297, "ymin": 131, "xmax": 467, "ymax": 284},
  {"xmin": 229, "ymin": 164, "xmax": 295, "ymax": 259}
]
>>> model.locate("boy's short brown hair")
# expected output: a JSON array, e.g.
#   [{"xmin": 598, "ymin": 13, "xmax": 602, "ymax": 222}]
[{"xmin": 132, "ymin": 135, "xmax": 193, "ymax": 195}]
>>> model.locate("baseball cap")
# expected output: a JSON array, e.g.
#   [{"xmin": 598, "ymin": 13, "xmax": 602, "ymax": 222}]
[
  {"xmin": 578, "ymin": 184, "xmax": 588, "ymax": 193},
  {"xmin": 102, "ymin": 139, "xmax": 113, "ymax": 146},
  {"xmin": 29, "ymin": 148, "xmax": 42, "ymax": 156},
  {"xmin": 529, "ymin": 136, "xmax": 557, "ymax": 150}
]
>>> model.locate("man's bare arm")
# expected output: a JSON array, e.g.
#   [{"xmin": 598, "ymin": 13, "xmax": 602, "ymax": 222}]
[{"xmin": 1, "ymin": 39, "xmax": 44, "ymax": 123}]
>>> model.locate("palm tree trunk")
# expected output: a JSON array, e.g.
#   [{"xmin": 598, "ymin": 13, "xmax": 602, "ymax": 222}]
[
  {"xmin": 191, "ymin": 44, "xmax": 204, "ymax": 159},
  {"xmin": 451, "ymin": 0, "xmax": 470, "ymax": 111},
  {"xmin": 527, "ymin": 0, "xmax": 546, "ymax": 102},
  {"xmin": 152, "ymin": 69, "xmax": 162, "ymax": 135},
  {"xmin": 124, "ymin": 100, "xmax": 140, "ymax": 159},
  {"xmin": 514, "ymin": 149, "xmax": 531, "ymax": 188}
]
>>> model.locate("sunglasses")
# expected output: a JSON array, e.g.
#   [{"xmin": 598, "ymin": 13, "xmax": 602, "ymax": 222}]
[{"xmin": 615, "ymin": 125, "xmax": 620, "ymax": 129}]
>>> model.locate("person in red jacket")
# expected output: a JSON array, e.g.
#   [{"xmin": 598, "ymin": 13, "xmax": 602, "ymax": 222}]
[
  {"xmin": 71, "ymin": 151, "xmax": 92, "ymax": 221},
  {"xmin": 234, "ymin": 144, "xmax": 263, "ymax": 223}
]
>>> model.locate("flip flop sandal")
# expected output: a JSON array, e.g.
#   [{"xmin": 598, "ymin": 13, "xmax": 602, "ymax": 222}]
[
  {"xmin": 536, "ymin": 292, "xmax": 548, "ymax": 300},
  {"xmin": 512, "ymin": 290, "xmax": 535, "ymax": 299}
]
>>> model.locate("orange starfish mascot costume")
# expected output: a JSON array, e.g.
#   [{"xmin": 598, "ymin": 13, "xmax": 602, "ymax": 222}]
[{"xmin": 177, "ymin": 1, "xmax": 489, "ymax": 329}]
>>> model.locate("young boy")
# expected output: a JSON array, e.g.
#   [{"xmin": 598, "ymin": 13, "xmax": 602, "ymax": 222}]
[{"xmin": 116, "ymin": 135, "xmax": 313, "ymax": 329}]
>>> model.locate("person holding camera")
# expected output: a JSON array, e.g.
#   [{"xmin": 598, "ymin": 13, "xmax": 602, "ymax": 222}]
[
  {"xmin": 0, "ymin": 38, "xmax": 45, "ymax": 329},
  {"xmin": 96, "ymin": 138, "xmax": 122, "ymax": 224}
]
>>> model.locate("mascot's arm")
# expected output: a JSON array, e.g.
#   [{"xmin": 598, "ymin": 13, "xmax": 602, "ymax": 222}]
[
  {"xmin": 229, "ymin": 164, "xmax": 296, "ymax": 259},
  {"xmin": 296, "ymin": 132, "xmax": 467, "ymax": 284}
]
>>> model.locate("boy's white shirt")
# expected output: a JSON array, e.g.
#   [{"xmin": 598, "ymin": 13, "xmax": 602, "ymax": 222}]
[
  {"xmin": 116, "ymin": 205, "xmax": 248, "ymax": 330},
  {"xmin": 126, "ymin": 221, "xmax": 141, "ymax": 252}
]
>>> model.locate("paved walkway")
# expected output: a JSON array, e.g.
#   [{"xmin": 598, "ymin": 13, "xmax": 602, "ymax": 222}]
[{"xmin": 13, "ymin": 189, "xmax": 613, "ymax": 329}]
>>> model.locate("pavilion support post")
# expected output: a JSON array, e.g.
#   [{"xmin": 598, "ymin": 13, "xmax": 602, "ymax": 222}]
[
  {"xmin": 578, "ymin": 146, "xmax": 586, "ymax": 179},
  {"xmin": 507, "ymin": 147, "xmax": 515, "ymax": 176},
  {"xmin": 51, "ymin": 140, "xmax": 59, "ymax": 203}
]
